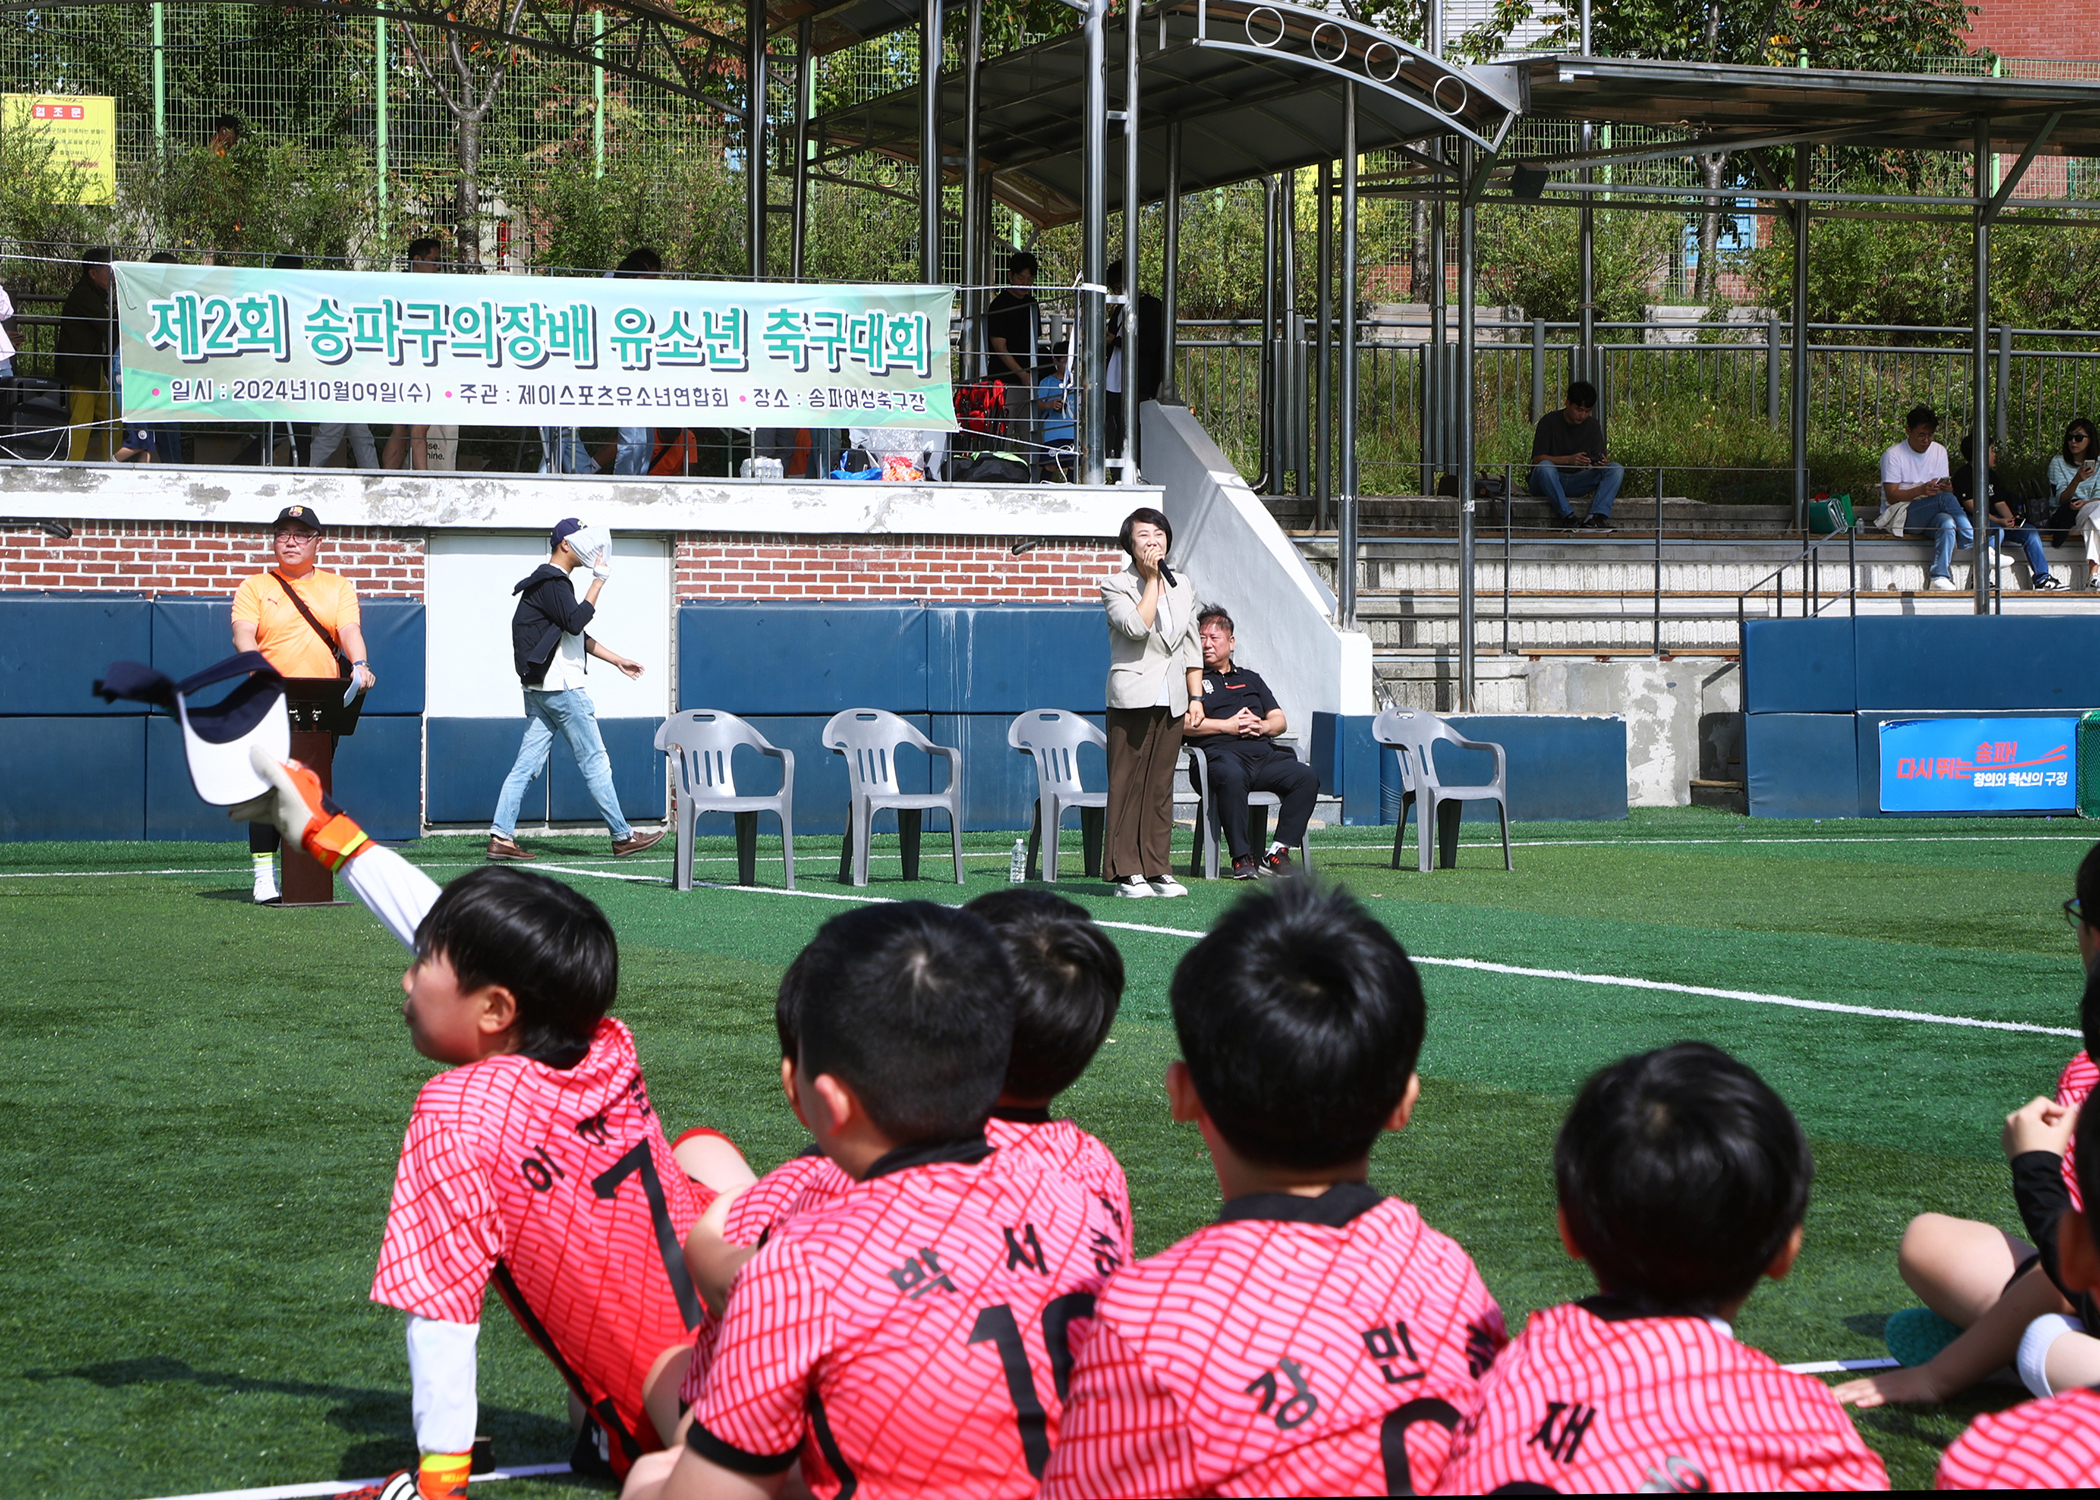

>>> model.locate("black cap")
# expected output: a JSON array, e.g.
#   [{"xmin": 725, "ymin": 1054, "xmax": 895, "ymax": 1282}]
[{"xmin": 271, "ymin": 505, "xmax": 323, "ymax": 533}]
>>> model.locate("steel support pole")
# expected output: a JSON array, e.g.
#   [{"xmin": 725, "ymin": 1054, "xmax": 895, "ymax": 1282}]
[
  {"xmin": 961, "ymin": 0, "xmax": 982, "ymax": 354},
  {"xmin": 790, "ymin": 15, "xmax": 812, "ymax": 279},
  {"xmin": 1458, "ymin": 142, "xmax": 1477, "ymax": 712},
  {"xmin": 1260, "ymin": 176, "xmax": 1277, "ymax": 493},
  {"xmin": 1316, "ymin": 160, "xmax": 1333, "ymax": 530},
  {"xmin": 1121, "ymin": 0, "xmax": 1140, "ymax": 475},
  {"xmin": 1163, "ymin": 122, "xmax": 1183, "ymax": 404},
  {"xmin": 593, "ymin": 8, "xmax": 606, "ymax": 178},
  {"xmin": 1766, "ymin": 315, "xmax": 1782, "ymax": 427},
  {"xmin": 152, "ymin": 2, "xmax": 166, "ymax": 158},
  {"xmin": 1578, "ymin": 124, "xmax": 1594, "ymax": 388},
  {"xmin": 1996, "ymin": 323, "xmax": 2011, "ymax": 447},
  {"xmin": 920, "ymin": 0, "xmax": 944, "ymax": 284},
  {"xmin": 1339, "ymin": 84, "xmax": 1360, "ymax": 627},
  {"xmin": 375, "ymin": 16, "xmax": 389, "ymax": 231},
  {"xmin": 1973, "ymin": 120, "xmax": 1992, "ymax": 614},
  {"xmin": 747, "ymin": 0, "xmax": 768, "ymax": 277},
  {"xmin": 1429, "ymin": 160, "xmax": 1446, "ymax": 486},
  {"xmin": 1080, "ymin": 0, "xmax": 1108, "ymax": 485},
  {"xmin": 1282, "ymin": 171, "xmax": 1302, "ymax": 498},
  {"xmin": 1791, "ymin": 143, "xmax": 1811, "ymax": 530}
]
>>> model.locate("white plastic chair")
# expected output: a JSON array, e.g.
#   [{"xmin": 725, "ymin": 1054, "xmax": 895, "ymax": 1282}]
[
  {"xmin": 823, "ymin": 708, "xmax": 965, "ymax": 886},
  {"xmin": 1007, "ymin": 709, "xmax": 1106, "ymax": 880},
  {"xmin": 655, "ymin": 710, "xmax": 796, "ymax": 891},
  {"xmin": 1372, "ymin": 707, "xmax": 1513, "ymax": 872},
  {"xmin": 1174, "ymin": 741, "xmax": 1316, "ymax": 880}
]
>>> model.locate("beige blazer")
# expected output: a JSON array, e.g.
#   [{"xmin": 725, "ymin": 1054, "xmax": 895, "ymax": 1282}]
[{"xmin": 1101, "ymin": 562, "xmax": 1201, "ymax": 714}]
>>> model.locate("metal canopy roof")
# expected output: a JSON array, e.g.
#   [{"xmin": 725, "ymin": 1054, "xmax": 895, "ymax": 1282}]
[
  {"xmin": 1516, "ymin": 55, "xmax": 2100, "ymax": 162},
  {"xmin": 807, "ymin": 0, "xmax": 1524, "ymax": 226},
  {"xmin": 763, "ymin": 0, "xmax": 920, "ymax": 56}
]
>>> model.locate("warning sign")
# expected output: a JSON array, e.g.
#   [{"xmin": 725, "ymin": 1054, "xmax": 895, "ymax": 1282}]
[{"xmin": 3, "ymin": 95, "xmax": 117, "ymax": 204}]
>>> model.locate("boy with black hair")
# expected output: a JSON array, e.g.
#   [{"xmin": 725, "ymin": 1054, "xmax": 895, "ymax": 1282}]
[
  {"xmin": 232, "ymin": 753, "xmax": 739, "ymax": 1497},
  {"xmin": 1042, "ymin": 880, "xmax": 1504, "ymax": 1498},
  {"xmin": 628, "ymin": 900, "xmax": 1123, "ymax": 1500},
  {"xmin": 1940, "ymin": 1093, "xmax": 2100, "ymax": 1487},
  {"xmin": 1435, "ymin": 1042, "xmax": 1886, "ymax": 1493}
]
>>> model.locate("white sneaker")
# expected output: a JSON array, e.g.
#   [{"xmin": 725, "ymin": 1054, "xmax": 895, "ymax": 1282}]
[
  {"xmin": 1928, "ymin": 576, "xmax": 1958, "ymax": 591},
  {"xmin": 1111, "ymin": 876, "xmax": 1153, "ymax": 898},
  {"xmin": 1147, "ymin": 875, "xmax": 1190, "ymax": 898},
  {"xmin": 252, "ymin": 870, "xmax": 280, "ymax": 904}
]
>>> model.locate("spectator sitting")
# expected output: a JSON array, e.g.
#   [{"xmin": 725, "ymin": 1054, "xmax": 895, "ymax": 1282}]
[
  {"xmin": 1883, "ymin": 405, "xmax": 1969, "ymax": 592},
  {"xmin": 1185, "ymin": 607, "xmax": 1321, "ymax": 880},
  {"xmin": 1956, "ymin": 434, "xmax": 2065, "ymax": 591},
  {"xmin": 1039, "ymin": 344, "xmax": 1074, "ymax": 480},
  {"xmin": 1529, "ymin": 379, "xmax": 1621, "ymax": 531},
  {"xmin": 2046, "ymin": 418, "xmax": 2100, "ymax": 591}
]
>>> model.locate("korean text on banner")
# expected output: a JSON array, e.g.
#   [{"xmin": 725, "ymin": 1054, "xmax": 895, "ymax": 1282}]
[
  {"xmin": 1879, "ymin": 716, "xmax": 2079, "ymax": 813},
  {"xmin": 115, "ymin": 263, "xmax": 957, "ymax": 431}
]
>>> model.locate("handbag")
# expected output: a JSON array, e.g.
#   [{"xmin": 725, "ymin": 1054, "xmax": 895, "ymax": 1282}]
[
  {"xmin": 271, "ymin": 570, "xmax": 353, "ymax": 679},
  {"xmin": 1808, "ymin": 492, "xmax": 1854, "ymax": 534}
]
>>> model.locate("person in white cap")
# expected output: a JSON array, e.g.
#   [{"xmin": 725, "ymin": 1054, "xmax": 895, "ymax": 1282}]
[{"xmin": 489, "ymin": 519, "xmax": 664, "ymax": 861}]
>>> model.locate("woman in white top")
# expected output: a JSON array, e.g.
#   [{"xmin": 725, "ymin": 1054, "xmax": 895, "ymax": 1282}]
[
  {"xmin": 1099, "ymin": 506, "xmax": 1203, "ymax": 897},
  {"xmin": 2046, "ymin": 418, "xmax": 2100, "ymax": 589}
]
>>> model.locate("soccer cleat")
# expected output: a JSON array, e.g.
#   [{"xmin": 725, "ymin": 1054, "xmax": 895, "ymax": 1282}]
[
  {"xmin": 1884, "ymin": 1305, "xmax": 1964, "ymax": 1368},
  {"xmin": 487, "ymin": 835, "xmax": 535, "ymax": 861},
  {"xmin": 1147, "ymin": 875, "xmax": 1190, "ymax": 898},
  {"xmin": 1229, "ymin": 855, "xmax": 1262, "ymax": 880},
  {"xmin": 233, "ymin": 747, "xmax": 372, "ymax": 872},
  {"xmin": 611, "ymin": 828, "xmax": 667, "ymax": 858},
  {"xmin": 1111, "ymin": 875, "xmax": 1154, "ymax": 898}
]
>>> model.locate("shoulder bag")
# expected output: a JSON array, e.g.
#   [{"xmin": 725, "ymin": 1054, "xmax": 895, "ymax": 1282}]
[{"xmin": 271, "ymin": 570, "xmax": 353, "ymax": 679}]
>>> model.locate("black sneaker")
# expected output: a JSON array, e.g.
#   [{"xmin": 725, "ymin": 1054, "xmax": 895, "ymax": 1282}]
[
  {"xmin": 1578, "ymin": 513, "xmax": 1615, "ymax": 532},
  {"xmin": 1229, "ymin": 855, "xmax": 1262, "ymax": 880},
  {"xmin": 1556, "ymin": 512, "xmax": 1581, "ymax": 528},
  {"xmin": 569, "ymin": 1417, "xmax": 616, "ymax": 1480},
  {"xmin": 1259, "ymin": 848, "xmax": 1294, "ymax": 878}
]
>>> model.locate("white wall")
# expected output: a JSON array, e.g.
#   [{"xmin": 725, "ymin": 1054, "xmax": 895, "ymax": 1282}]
[
  {"xmin": 1141, "ymin": 401, "xmax": 1376, "ymax": 738},
  {"xmin": 425, "ymin": 534, "xmax": 673, "ymax": 719}
]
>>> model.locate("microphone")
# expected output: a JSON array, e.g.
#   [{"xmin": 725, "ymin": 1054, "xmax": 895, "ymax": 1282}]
[{"xmin": 1160, "ymin": 560, "xmax": 1177, "ymax": 588}]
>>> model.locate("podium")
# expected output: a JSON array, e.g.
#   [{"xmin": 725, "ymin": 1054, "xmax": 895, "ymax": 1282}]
[{"xmin": 279, "ymin": 677, "xmax": 365, "ymax": 907}]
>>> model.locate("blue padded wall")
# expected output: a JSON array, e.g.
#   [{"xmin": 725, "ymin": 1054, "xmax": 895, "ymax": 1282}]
[
  {"xmin": 738, "ymin": 714, "xmax": 934, "ymax": 837},
  {"xmin": 931, "ymin": 713, "xmax": 1104, "ymax": 832},
  {"xmin": 427, "ymin": 717, "xmax": 544, "ymax": 825},
  {"xmin": 1853, "ymin": 616, "xmax": 2094, "ymax": 712},
  {"xmin": 680, "ymin": 603, "xmax": 928, "ymax": 716},
  {"xmin": 0, "ymin": 718, "xmax": 146, "ymax": 839},
  {"xmin": 926, "ymin": 606, "xmax": 1108, "ymax": 714},
  {"xmin": 549, "ymin": 719, "xmax": 665, "ymax": 824},
  {"xmin": 1741, "ymin": 618, "xmax": 1856, "ymax": 714},
  {"xmin": 1310, "ymin": 714, "xmax": 1384, "ymax": 825},
  {"xmin": 152, "ymin": 595, "xmax": 426, "ymax": 715},
  {"xmin": 1446, "ymin": 715, "xmax": 1628, "ymax": 822},
  {"xmin": 1745, "ymin": 713, "xmax": 1861, "ymax": 818},
  {"xmin": 0, "ymin": 593, "xmax": 153, "ymax": 715},
  {"xmin": 148, "ymin": 714, "xmax": 424, "ymax": 842}
]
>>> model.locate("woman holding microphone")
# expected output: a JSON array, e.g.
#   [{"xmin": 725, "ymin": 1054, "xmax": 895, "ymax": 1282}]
[{"xmin": 1100, "ymin": 506, "xmax": 1202, "ymax": 897}]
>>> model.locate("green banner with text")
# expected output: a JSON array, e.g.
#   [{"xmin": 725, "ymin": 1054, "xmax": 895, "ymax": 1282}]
[{"xmin": 116, "ymin": 263, "xmax": 956, "ymax": 430}]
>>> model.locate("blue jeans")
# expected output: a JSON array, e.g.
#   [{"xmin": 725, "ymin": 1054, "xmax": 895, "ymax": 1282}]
[
  {"xmin": 493, "ymin": 687, "xmax": 631, "ymax": 840},
  {"xmin": 1909, "ymin": 494, "xmax": 1974, "ymax": 579},
  {"xmin": 539, "ymin": 427, "xmax": 596, "ymax": 475},
  {"xmin": 1528, "ymin": 461, "xmax": 1624, "ymax": 518},
  {"xmin": 615, "ymin": 426, "xmax": 651, "ymax": 475},
  {"xmin": 1994, "ymin": 523, "xmax": 2052, "ymax": 582}
]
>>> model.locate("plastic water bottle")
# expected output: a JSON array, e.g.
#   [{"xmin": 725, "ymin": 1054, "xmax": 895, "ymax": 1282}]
[{"xmin": 1009, "ymin": 838, "xmax": 1027, "ymax": 884}]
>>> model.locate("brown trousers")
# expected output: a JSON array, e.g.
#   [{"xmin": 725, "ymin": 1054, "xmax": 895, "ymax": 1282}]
[{"xmin": 1105, "ymin": 705, "xmax": 1183, "ymax": 881}]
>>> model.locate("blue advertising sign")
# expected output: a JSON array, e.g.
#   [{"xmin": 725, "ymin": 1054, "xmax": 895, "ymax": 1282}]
[{"xmin": 1879, "ymin": 716, "xmax": 2078, "ymax": 813}]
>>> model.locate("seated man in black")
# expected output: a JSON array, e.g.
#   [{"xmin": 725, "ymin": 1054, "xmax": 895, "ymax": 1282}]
[{"xmin": 1186, "ymin": 607, "xmax": 1321, "ymax": 879}]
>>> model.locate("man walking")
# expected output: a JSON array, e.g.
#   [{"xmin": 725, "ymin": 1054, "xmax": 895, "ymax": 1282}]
[{"xmin": 489, "ymin": 518, "xmax": 665, "ymax": 861}]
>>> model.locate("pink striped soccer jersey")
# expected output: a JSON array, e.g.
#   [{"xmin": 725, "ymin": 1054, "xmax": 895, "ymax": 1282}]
[
  {"xmin": 987, "ymin": 1106, "xmax": 1135, "ymax": 1260},
  {"xmin": 2058, "ymin": 1050, "xmax": 2095, "ymax": 1210},
  {"xmin": 1039, "ymin": 1183, "xmax": 1506, "ymax": 1498},
  {"xmin": 1937, "ymin": 1386, "xmax": 2100, "ymax": 1488},
  {"xmin": 371, "ymin": 1018, "xmax": 710, "ymax": 1476},
  {"xmin": 686, "ymin": 1137, "xmax": 1126, "ymax": 1498},
  {"xmin": 1432, "ymin": 1298, "xmax": 1888, "ymax": 1493}
]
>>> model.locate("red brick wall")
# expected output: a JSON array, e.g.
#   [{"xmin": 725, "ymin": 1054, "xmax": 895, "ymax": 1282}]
[
  {"xmin": 676, "ymin": 535, "xmax": 1121, "ymax": 601},
  {"xmin": 1968, "ymin": 0, "xmax": 2064, "ymax": 61},
  {"xmin": 0, "ymin": 522, "xmax": 425, "ymax": 597}
]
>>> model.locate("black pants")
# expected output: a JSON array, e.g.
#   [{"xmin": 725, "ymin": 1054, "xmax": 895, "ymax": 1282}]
[{"xmin": 1206, "ymin": 747, "xmax": 1320, "ymax": 861}]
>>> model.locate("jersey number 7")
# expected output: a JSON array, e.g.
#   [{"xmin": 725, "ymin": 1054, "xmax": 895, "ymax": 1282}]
[
  {"xmin": 593, "ymin": 1141, "xmax": 703, "ymax": 1329},
  {"xmin": 967, "ymin": 1292, "xmax": 1096, "ymax": 1479}
]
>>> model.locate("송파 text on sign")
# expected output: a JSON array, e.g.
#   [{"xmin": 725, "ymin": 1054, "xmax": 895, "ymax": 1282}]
[{"xmin": 1878, "ymin": 716, "xmax": 2078, "ymax": 813}]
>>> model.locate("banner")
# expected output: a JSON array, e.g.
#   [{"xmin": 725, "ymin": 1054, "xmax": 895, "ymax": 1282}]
[
  {"xmin": 3, "ymin": 95, "xmax": 116, "ymax": 204},
  {"xmin": 115, "ymin": 263, "xmax": 956, "ymax": 430},
  {"xmin": 1879, "ymin": 716, "xmax": 2077, "ymax": 813}
]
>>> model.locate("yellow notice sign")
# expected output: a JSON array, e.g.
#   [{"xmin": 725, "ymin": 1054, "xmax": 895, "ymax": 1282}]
[{"xmin": 3, "ymin": 95, "xmax": 117, "ymax": 203}]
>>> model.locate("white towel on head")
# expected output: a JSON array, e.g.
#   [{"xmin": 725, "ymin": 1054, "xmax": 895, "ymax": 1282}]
[{"xmin": 567, "ymin": 522, "xmax": 613, "ymax": 567}]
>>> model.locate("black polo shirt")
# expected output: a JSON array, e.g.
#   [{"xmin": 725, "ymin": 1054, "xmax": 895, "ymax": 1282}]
[{"xmin": 1198, "ymin": 662, "xmax": 1289, "ymax": 760}]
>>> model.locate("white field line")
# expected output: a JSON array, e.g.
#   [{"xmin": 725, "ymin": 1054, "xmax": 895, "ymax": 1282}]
[
  {"xmin": 1781, "ymin": 1357, "xmax": 1901, "ymax": 1375},
  {"xmin": 143, "ymin": 1461, "xmax": 570, "ymax": 1500},
  {"xmin": 661, "ymin": 884, "xmax": 2083, "ymax": 1040}
]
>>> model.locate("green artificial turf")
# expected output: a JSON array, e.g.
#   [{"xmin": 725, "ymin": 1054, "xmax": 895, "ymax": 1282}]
[{"xmin": 2, "ymin": 808, "xmax": 2092, "ymax": 1495}]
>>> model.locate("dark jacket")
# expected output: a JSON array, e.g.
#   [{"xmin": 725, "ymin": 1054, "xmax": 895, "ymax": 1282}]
[
  {"xmin": 511, "ymin": 564, "xmax": 595, "ymax": 686},
  {"xmin": 56, "ymin": 272, "xmax": 111, "ymax": 391},
  {"xmin": 2012, "ymin": 1149, "xmax": 2100, "ymax": 1334}
]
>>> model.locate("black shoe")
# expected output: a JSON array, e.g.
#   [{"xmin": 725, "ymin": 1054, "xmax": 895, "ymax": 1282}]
[
  {"xmin": 1578, "ymin": 513, "xmax": 1615, "ymax": 532},
  {"xmin": 568, "ymin": 1417, "xmax": 616, "ymax": 1480},
  {"xmin": 1229, "ymin": 855, "xmax": 1262, "ymax": 880},
  {"xmin": 1556, "ymin": 511, "xmax": 1581, "ymax": 528},
  {"xmin": 1259, "ymin": 848, "xmax": 1295, "ymax": 878}
]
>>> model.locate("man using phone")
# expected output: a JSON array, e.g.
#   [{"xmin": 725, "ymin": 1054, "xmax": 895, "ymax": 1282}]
[
  {"xmin": 1529, "ymin": 380, "xmax": 1623, "ymax": 531},
  {"xmin": 489, "ymin": 519, "xmax": 665, "ymax": 862},
  {"xmin": 1883, "ymin": 405, "xmax": 1968, "ymax": 592}
]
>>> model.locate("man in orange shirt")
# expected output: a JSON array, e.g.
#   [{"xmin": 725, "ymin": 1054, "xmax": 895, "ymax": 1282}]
[{"xmin": 231, "ymin": 505, "xmax": 377, "ymax": 902}]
